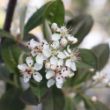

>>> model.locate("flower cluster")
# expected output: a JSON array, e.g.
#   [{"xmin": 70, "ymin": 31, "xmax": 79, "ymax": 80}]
[
  {"xmin": 18, "ymin": 23, "xmax": 79, "ymax": 88},
  {"xmin": 93, "ymin": 71, "xmax": 110, "ymax": 86}
]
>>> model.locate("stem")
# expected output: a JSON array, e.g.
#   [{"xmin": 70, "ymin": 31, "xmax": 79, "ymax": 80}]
[
  {"xmin": 3, "ymin": 0, "xmax": 17, "ymax": 32},
  {"xmin": 1, "ymin": 0, "xmax": 17, "ymax": 90}
]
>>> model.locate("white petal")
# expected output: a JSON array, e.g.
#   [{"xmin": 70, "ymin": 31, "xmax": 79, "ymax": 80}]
[
  {"xmin": 33, "ymin": 72, "xmax": 42, "ymax": 82},
  {"xmin": 36, "ymin": 54, "xmax": 44, "ymax": 65},
  {"xmin": 43, "ymin": 46, "xmax": 51, "ymax": 58},
  {"xmin": 23, "ymin": 73, "xmax": 31, "ymax": 83},
  {"xmin": 56, "ymin": 75, "xmax": 64, "ymax": 84},
  {"xmin": 34, "ymin": 63, "xmax": 43, "ymax": 71},
  {"xmin": 56, "ymin": 82, "xmax": 63, "ymax": 89},
  {"xmin": 46, "ymin": 70, "xmax": 55, "ymax": 79},
  {"xmin": 61, "ymin": 67, "xmax": 70, "ymax": 77},
  {"xmin": 51, "ymin": 41, "xmax": 60, "ymax": 49},
  {"xmin": 60, "ymin": 38, "xmax": 68, "ymax": 47},
  {"xmin": 51, "ymin": 33, "xmax": 61, "ymax": 41},
  {"xmin": 26, "ymin": 56, "xmax": 33, "ymax": 67},
  {"xmin": 17, "ymin": 64, "xmax": 28, "ymax": 72},
  {"xmin": 50, "ymin": 56, "xmax": 58, "ymax": 65},
  {"xmin": 57, "ymin": 52, "xmax": 66, "ymax": 59},
  {"xmin": 29, "ymin": 39, "xmax": 38, "ymax": 49},
  {"xmin": 65, "ymin": 59, "xmax": 72, "ymax": 68},
  {"xmin": 31, "ymin": 50, "xmax": 38, "ymax": 57},
  {"xmin": 71, "ymin": 62, "xmax": 76, "ymax": 71},
  {"xmin": 57, "ymin": 59, "xmax": 64, "ymax": 66},
  {"xmin": 47, "ymin": 79, "xmax": 55, "ymax": 88}
]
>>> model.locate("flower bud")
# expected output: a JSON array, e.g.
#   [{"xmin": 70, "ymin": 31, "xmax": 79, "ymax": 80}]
[
  {"xmin": 45, "ymin": 62, "xmax": 51, "ymax": 69},
  {"xmin": 51, "ymin": 23, "xmax": 58, "ymax": 32},
  {"xmin": 60, "ymin": 38, "xmax": 68, "ymax": 47}
]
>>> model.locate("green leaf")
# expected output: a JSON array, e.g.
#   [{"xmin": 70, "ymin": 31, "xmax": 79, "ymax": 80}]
[
  {"xmin": 65, "ymin": 49, "xmax": 97, "ymax": 87},
  {"xmin": 79, "ymin": 49, "xmax": 97, "ymax": 68},
  {"xmin": 24, "ymin": 0, "xmax": 64, "ymax": 34},
  {"xmin": 92, "ymin": 44, "xmax": 109, "ymax": 70},
  {"xmin": 64, "ymin": 97, "xmax": 77, "ymax": 110},
  {"xmin": 0, "ymin": 64, "xmax": 10, "ymax": 82},
  {"xmin": 42, "ymin": 87, "xmax": 65, "ymax": 110},
  {"xmin": 45, "ymin": 0, "xmax": 64, "ymax": 25},
  {"xmin": 42, "ymin": 20, "xmax": 52, "ymax": 42},
  {"xmin": 30, "ymin": 81, "xmax": 48, "ymax": 101},
  {"xmin": 67, "ymin": 14, "xmax": 94, "ymax": 46},
  {"xmin": 1, "ymin": 40, "xmax": 21, "ymax": 73},
  {"xmin": 21, "ymin": 88, "xmax": 39, "ymax": 105},
  {"xmin": 0, "ymin": 89, "xmax": 25, "ymax": 110}
]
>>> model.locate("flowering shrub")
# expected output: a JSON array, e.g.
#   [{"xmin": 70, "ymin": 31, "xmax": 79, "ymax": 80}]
[{"xmin": 0, "ymin": 0, "xmax": 110, "ymax": 110}]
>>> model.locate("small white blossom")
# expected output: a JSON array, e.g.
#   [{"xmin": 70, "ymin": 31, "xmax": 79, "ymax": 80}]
[
  {"xmin": 93, "ymin": 71, "xmax": 110, "ymax": 86},
  {"xmin": 18, "ymin": 56, "xmax": 43, "ymax": 83}
]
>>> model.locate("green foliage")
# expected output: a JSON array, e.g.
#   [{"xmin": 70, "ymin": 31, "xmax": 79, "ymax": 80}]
[
  {"xmin": 1, "ymin": 40, "xmax": 21, "ymax": 73},
  {"xmin": 30, "ymin": 80, "xmax": 48, "ymax": 101},
  {"xmin": 42, "ymin": 87, "xmax": 65, "ymax": 110},
  {"xmin": 0, "ymin": 89, "xmax": 25, "ymax": 110},
  {"xmin": 92, "ymin": 43, "xmax": 110, "ymax": 70},
  {"xmin": 0, "ymin": 64, "xmax": 10, "ymax": 82},
  {"xmin": 67, "ymin": 14, "xmax": 94, "ymax": 46},
  {"xmin": 64, "ymin": 97, "xmax": 77, "ymax": 110},
  {"xmin": 21, "ymin": 88, "xmax": 39, "ymax": 105},
  {"xmin": 24, "ymin": 0, "xmax": 64, "ymax": 34}
]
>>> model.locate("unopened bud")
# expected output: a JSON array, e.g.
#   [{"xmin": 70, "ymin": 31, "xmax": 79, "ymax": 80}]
[{"xmin": 60, "ymin": 38, "xmax": 68, "ymax": 47}]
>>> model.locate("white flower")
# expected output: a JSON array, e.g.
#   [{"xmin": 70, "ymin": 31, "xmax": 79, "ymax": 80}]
[
  {"xmin": 92, "ymin": 72, "xmax": 110, "ymax": 85},
  {"xmin": 45, "ymin": 69, "xmax": 65, "ymax": 89},
  {"xmin": 17, "ymin": 56, "xmax": 42, "ymax": 83},
  {"xmin": 51, "ymin": 33, "xmax": 61, "ymax": 41},
  {"xmin": 30, "ymin": 41, "xmax": 51, "ymax": 58}
]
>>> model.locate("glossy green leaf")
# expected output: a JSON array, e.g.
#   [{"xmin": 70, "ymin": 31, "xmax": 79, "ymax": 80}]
[
  {"xmin": 64, "ymin": 97, "xmax": 77, "ymax": 110},
  {"xmin": 21, "ymin": 88, "xmax": 39, "ymax": 105},
  {"xmin": 24, "ymin": 0, "xmax": 64, "ymax": 34},
  {"xmin": 42, "ymin": 87, "xmax": 65, "ymax": 110},
  {"xmin": 1, "ymin": 40, "xmax": 21, "ymax": 73},
  {"xmin": 67, "ymin": 14, "xmax": 94, "ymax": 46},
  {"xmin": 45, "ymin": 0, "xmax": 64, "ymax": 25},
  {"xmin": 42, "ymin": 20, "xmax": 52, "ymax": 42},
  {"xmin": 0, "ymin": 89, "xmax": 25, "ymax": 110},
  {"xmin": 0, "ymin": 64, "xmax": 10, "ymax": 82},
  {"xmin": 92, "ymin": 44, "xmax": 109, "ymax": 70},
  {"xmin": 30, "ymin": 81, "xmax": 48, "ymax": 101}
]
